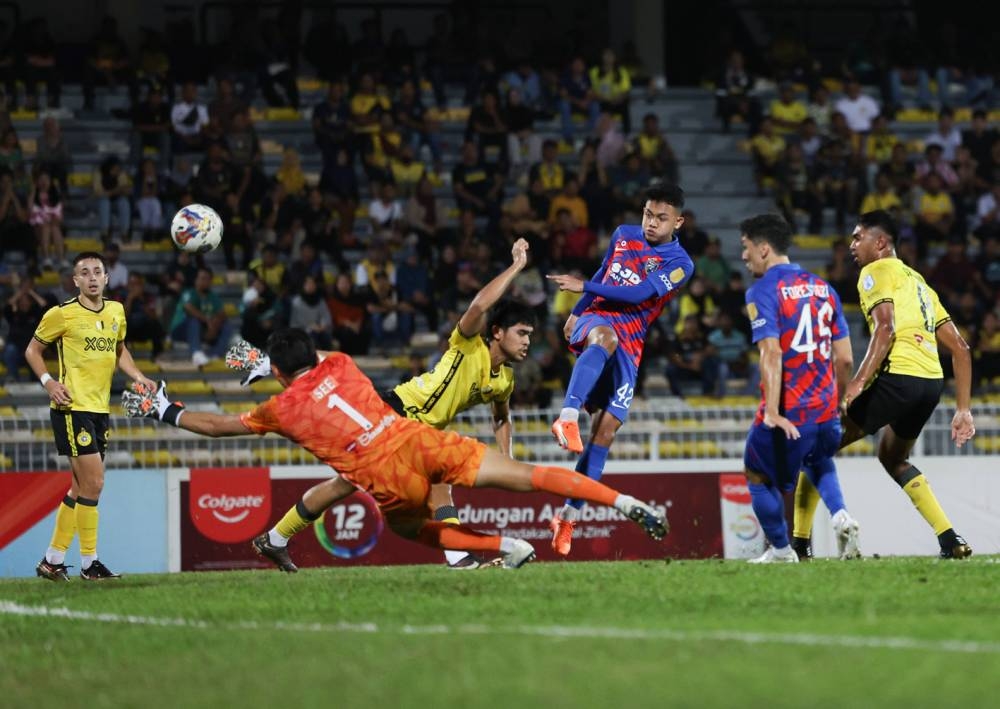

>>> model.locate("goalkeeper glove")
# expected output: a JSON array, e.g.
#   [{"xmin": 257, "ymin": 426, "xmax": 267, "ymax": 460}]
[
  {"xmin": 226, "ymin": 339, "xmax": 272, "ymax": 387},
  {"xmin": 122, "ymin": 381, "xmax": 186, "ymax": 426}
]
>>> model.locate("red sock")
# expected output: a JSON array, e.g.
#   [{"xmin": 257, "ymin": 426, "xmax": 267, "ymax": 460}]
[
  {"xmin": 416, "ymin": 521, "xmax": 504, "ymax": 553},
  {"xmin": 530, "ymin": 466, "xmax": 618, "ymax": 507}
]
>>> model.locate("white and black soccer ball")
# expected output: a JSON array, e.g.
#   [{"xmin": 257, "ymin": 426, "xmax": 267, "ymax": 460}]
[{"xmin": 170, "ymin": 203, "xmax": 224, "ymax": 253}]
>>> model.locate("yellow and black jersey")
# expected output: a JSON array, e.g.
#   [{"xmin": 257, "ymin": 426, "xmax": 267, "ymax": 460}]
[
  {"xmin": 393, "ymin": 326, "xmax": 514, "ymax": 429},
  {"xmin": 33, "ymin": 298, "xmax": 127, "ymax": 413},
  {"xmin": 857, "ymin": 257, "xmax": 948, "ymax": 380}
]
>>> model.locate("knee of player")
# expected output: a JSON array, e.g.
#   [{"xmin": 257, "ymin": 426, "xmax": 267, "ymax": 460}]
[
  {"xmin": 588, "ymin": 327, "xmax": 618, "ymax": 353},
  {"xmin": 744, "ymin": 469, "xmax": 769, "ymax": 486}
]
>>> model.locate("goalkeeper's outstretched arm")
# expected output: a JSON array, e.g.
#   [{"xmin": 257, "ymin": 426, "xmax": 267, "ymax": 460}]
[
  {"xmin": 122, "ymin": 381, "xmax": 252, "ymax": 437},
  {"xmin": 177, "ymin": 411, "xmax": 251, "ymax": 438}
]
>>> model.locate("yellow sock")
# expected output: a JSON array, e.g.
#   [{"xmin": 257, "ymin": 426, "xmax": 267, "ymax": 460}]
[
  {"xmin": 75, "ymin": 497, "xmax": 99, "ymax": 558},
  {"xmin": 792, "ymin": 472, "xmax": 820, "ymax": 539},
  {"xmin": 903, "ymin": 474, "xmax": 952, "ymax": 535},
  {"xmin": 49, "ymin": 496, "xmax": 78, "ymax": 552},
  {"xmin": 275, "ymin": 501, "xmax": 318, "ymax": 539}
]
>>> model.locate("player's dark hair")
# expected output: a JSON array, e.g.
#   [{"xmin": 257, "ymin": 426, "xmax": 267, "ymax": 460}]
[
  {"xmin": 739, "ymin": 213, "xmax": 793, "ymax": 254},
  {"xmin": 858, "ymin": 210, "xmax": 899, "ymax": 243},
  {"xmin": 267, "ymin": 328, "xmax": 318, "ymax": 377},
  {"xmin": 488, "ymin": 301, "xmax": 537, "ymax": 335},
  {"xmin": 644, "ymin": 183, "xmax": 684, "ymax": 210},
  {"xmin": 73, "ymin": 251, "xmax": 109, "ymax": 271}
]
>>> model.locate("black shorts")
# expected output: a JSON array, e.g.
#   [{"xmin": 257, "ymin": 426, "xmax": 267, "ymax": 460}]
[
  {"xmin": 379, "ymin": 389, "xmax": 408, "ymax": 417},
  {"xmin": 50, "ymin": 409, "xmax": 110, "ymax": 458},
  {"xmin": 846, "ymin": 373, "xmax": 944, "ymax": 440}
]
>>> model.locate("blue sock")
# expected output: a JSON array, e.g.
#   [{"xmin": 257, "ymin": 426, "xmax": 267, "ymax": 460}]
[
  {"xmin": 567, "ymin": 443, "xmax": 609, "ymax": 510},
  {"xmin": 562, "ymin": 345, "xmax": 610, "ymax": 410},
  {"xmin": 803, "ymin": 459, "xmax": 846, "ymax": 516},
  {"xmin": 748, "ymin": 482, "xmax": 789, "ymax": 548}
]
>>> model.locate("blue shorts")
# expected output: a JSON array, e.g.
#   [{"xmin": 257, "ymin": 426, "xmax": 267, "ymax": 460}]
[
  {"xmin": 570, "ymin": 314, "xmax": 639, "ymax": 424},
  {"xmin": 743, "ymin": 418, "xmax": 842, "ymax": 492}
]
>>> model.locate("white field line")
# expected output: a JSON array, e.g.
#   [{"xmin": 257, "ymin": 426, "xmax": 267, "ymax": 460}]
[{"xmin": 3, "ymin": 599, "xmax": 999, "ymax": 655}]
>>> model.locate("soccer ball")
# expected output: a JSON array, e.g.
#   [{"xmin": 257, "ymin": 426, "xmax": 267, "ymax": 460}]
[{"xmin": 170, "ymin": 204, "xmax": 224, "ymax": 253}]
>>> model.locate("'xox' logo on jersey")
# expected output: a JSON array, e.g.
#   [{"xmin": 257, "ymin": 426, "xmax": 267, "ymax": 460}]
[{"xmin": 84, "ymin": 336, "xmax": 117, "ymax": 351}]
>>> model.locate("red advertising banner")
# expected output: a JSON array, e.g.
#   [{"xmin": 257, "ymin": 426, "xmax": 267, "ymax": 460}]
[
  {"xmin": 0, "ymin": 471, "xmax": 72, "ymax": 550},
  {"xmin": 179, "ymin": 472, "xmax": 731, "ymax": 571},
  {"xmin": 188, "ymin": 467, "xmax": 271, "ymax": 545}
]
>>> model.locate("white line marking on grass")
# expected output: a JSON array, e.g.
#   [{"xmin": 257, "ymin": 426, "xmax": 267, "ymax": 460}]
[{"xmin": 4, "ymin": 600, "xmax": 999, "ymax": 655}]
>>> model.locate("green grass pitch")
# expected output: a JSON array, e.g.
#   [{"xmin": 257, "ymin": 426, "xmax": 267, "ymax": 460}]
[{"xmin": 3, "ymin": 557, "xmax": 999, "ymax": 708}]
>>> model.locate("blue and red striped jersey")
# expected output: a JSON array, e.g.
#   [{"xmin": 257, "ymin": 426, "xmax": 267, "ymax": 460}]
[
  {"xmin": 572, "ymin": 224, "xmax": 694, "ymax": 367},
  {"xmin": 746, "ymin": 263, "xmax": 849, "ymax": 425}
]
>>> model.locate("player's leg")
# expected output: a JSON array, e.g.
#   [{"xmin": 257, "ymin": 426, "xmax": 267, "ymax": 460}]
[
  {"xmin": 71, "ymin": 450, "xmax": 120, "ymax": 580},
  {"xmin": 552, "ymin": 318, "xmax": 617, "ymax": 453},
  {"xmin": 387, "ymin": 510, "xmax": 534, "ymax": 570},
  {"xmin": 37, "ymin": 411, "xmax": 78, "ymax": 581},
  {"xmin": 802, "ymin": 420, "xmax": 861, "ymax": 560},
  {"xmin": 470, "ymin": 447, "xmax": 667, "ymax": 541},
  {"xmin": 254, "ymin": 475, "xmax": 356, "ymax": 572},
  {"xmin": 428, "ymin": 483, "xmax": 489, "ymax": 569},
  {"xmin": 743, "ymin": 423, "xmax": 806, "ymax": 563}
]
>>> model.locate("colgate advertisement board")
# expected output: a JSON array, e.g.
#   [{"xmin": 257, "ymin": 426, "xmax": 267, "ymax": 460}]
[{"xmin": 179, "ymin": 471, "xmax": 727, "ymax": 570}]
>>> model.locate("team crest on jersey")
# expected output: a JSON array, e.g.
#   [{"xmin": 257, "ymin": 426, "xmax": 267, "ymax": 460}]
[
  {"xmin": 111, "ymin": 321, "xmax": 119, "ymax": 332},
  {"xmin": 77, "ymin": 430, "xmax": 92, "ymax": 447},
  {"xmin": 747, "ymin": 302, "xmax": 758, "ymax": 320},
  {"xmin": 644, "ymin": 258, "xmax": 661, "ymax": 273},
  {"xmin": 863, "ymin": 274, "xmax": 875, "ymax": 291},
  {"xmin": 669, "ymin": 267, "xmax": 685, "ymax": 283},
  {"xmin": 95, "ymin": 321, "xmax": 104, "ymax": 330}
]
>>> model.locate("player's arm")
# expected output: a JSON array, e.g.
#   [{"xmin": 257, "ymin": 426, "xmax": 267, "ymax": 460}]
[
  {"xmin": 843, "ymin": 301, "xmax": 894, "ymax": 409},
  {"xmin": 457, "ymin": 238, "xmax": 529, "ymax": 337},
  {"xmin": 757, "ymin": 337, "xmax": 800, "ymax": 439},
  {"xmin": 25, "ymin": 336, "xmax": 72, "ymax": 407},
  {"xmin": 122, "ymin": 381, "xmax": 250, "ymax": 437},
  {"xmin": 491, "ymin": 399, "xmax": 513, "ymax": 458},
  {"xmin": 936, "ymin": 320, "xmax": 975, "ymax": 446},
  {"xmin": 569, "ymin": 233, "xmax": 619, "ymax": 318},
  {"xmin": 548, "ymin": 273, "xmax": 658, "ymax": 304},
  {"xmin": 831, "ymin": 336, "xmax": 854, "ymax": 400},
  {"xmin": 117, "ymin": 342, "xmax": 157, "ymax": 391}
]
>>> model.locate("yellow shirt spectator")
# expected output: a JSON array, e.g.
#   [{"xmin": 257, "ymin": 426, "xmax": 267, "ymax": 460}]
[
  {"xmin": 751, "ymin": 133, "xmax": 786, "ymax": 166},
  {"xmin": 864, "ymin": 133, "xmax": 899, "ymax": 164},
  {"xmin": 918, "ymin": 192, "xmax": 953, "ymax": 221},
  {"xmin": 589, "ymin": 66, "xmax": 631, "ymax": 101},
  {"xmin": 860, "ymin": 190, "xmax": 902, "ymax": 214},
  {"xmin": 548, "ymin": 194, "xmax": 589, "ymax": 227},
  {"xmin": 769, "ymin": 99, "xmax": 807, "ymax": 133}
]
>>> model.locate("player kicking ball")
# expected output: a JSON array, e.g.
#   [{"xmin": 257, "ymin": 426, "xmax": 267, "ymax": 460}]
[
  {"xmin": 739, "ymin": 214, "xmax": 861, "ymax": 563},
  {"xmin": 545, "ymin": 184, "xmax": 693, "ymax": 556},
  {"xmin": 227, "ymin": 240, "xmax": 537, "ymax": 570},
  {"xmin": 123, "ymin": 328, "xmax": 667, "ymax": 570}
]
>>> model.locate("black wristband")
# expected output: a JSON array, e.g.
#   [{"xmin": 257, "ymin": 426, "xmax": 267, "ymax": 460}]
[{"xmin": 162, "ymin": 403, "xmax": 185, "ymax": 427}]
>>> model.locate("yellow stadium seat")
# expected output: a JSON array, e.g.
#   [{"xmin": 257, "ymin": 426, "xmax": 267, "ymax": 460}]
[
  {"xmin": 896, "ymin": 108, "xmax": 937, "ymax": 122},
  {"xmin": 11, "ymin": 108, "xmax": 38, "ymax": 121},
  {"xmin": 0, "ymin": 385, "xmax": 8, "ymax": 398},
  {"xmin": 512, "ymin": 442, "xmax": 533, "ymax": 460},
  {"xmin": 223, "ymin": 302, "xmax": 240, "ymax": 317},
  {"xmin": 658, "ymin": 440, "xmax": 682, "ymax": 458},
  {"xmin": 665, "ymin": 418, "xmax": 703, "ymax": 429},
  {"xmin": 201, "ymin": 359, "xmax": 231, "ymax": 373},
  {"xmin": 130, "ymin": 359, "xmax": 161, "ymax": 373},
  {"xmin": 974, "ymin": 436, "xmax": 1000, "ymax": 454},
  {"xmin": 254, "ymin": 446, "xmax": 316, "ymax": 465},
  {"xmin": 842, "ymin": 438, "xmax": 875, "ymax": 455},
  {"xmin": 142, "ymin": 240, "xmax": 174, "ymax": 252},
  {"xmin": 296, "ymin": 77, "xmax": 324, "ymax": 91},
  {"xmin": 65, "ymin": 237, "xmax": 103, "ymax": 252},
  {"xmin": 168, "ymin": 380, "xmax": 213, "ymax": 395},
  {"xmin": 265, "ymin": 107, "xmax": 302, "ymax": 121},
  {"xmin": 0, "ymin": 453, "xmax": 12, "ymax": 468},
  {"xmin": 694, "ymin": 440, "xmax": 721, "ymax": 457},
  {"xmin": 132, "ymin": 450, "xmax": 179, "ymax": 467},
  {"xmin": 221, "ymin": 401, "xmax": 259, "ymax": 414},
  {"xmin": 250, "ymin": 379, "xmax": 283, "ymax": 395},
  {"xmin": 0, "ymin": 405, "xmax": 17, "ymax": 416},
  {"xmin": 68, "ymin": 172, "xmax": 93, "ymax": 188}
]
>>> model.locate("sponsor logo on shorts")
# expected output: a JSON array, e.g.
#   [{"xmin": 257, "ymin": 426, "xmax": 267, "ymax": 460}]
[{"xmin": 189, "ymin": 467, "xmax": 271, "ymax": 543}]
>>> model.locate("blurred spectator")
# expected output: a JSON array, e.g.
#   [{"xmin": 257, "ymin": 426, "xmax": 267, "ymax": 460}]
[
  {"xmin": 590, "ymin": 49, "xmax": 632, "ymax": 134},
  {"xmin": 3, "ymin": 278, "xmax": 47, "ymax": 380},
  {"xmin": 431, "ymin": 243, "xmax": 459, "ymax": 313},
  {"xmin": 159, "ymin": 249, "xmax": 203, "ymax": 326},
  {"xmin": 299, "ymin": 195, "xmax": 336, "ymax": 260},
  {"xmin": 715, "ymin": 50, "xmax": 760, "ymax": 135},
  {"xmin": 977, "ymin": 138, "xmax": 1000, "ymax": 188},
  {"xmin": 806, "ymin": 86, "xmax": 833, "ymax": 134},
  {"xmin": 47, "ymin": 267, "xmax": 76, "ymax": 305},
  {"xmin": 22, "ymin": 19, "xmax": 61, "ymax": 110},
  {"xmin": 610, "ymin": 151, "xmax": 650, "ymax": 220},
  {"xmin": 674, "ymin": 275, "xmax": 717, "ymax": 334},
  {"xmin": 885, "ymin": 20, "xmax": 933, "ymax": 113},
  {"xmin": 548, "ymin": 176, "xmax": 588, "ymax": 227},
  {"xmin": 452, "ymin": 140, "xmax": 503, "ymax": 221},
  {"xmin": 171, "ymin": 82, "xmax": 209, "ymax": 154},
  {"xmin": 576, "ymin": 142, "xmax": 612, "ymax": 233},
  {"xmin": 708, "ymin": 312, "xmax": 754, "ymax": 396},
  {"xmin": 834, "ymin": 77, "xmax": 880, "ymax": 133},
  {"xmin": 558, "ymin": 56, "xmax": 600, "ymax": 145},
  {"xmin": 931, "ymin": 22, "xmax": 993, "ymax": 111},
  {"xmin": 465, "ymin": 55, "xmax": 500, "ymax": 107},
  {"xmin": 769, "ymin": 82, "xmax": 807, "ymax": 135},
  {"xmin": 134, "ymin": 28, "xmax": 172, "ymax": 102},
  {"xmin": 103, "ymin": 242, "xmax": 129, "ymax": 297},
  {"xmin": 290, "ymin": 275, "xmax": 334, "ymax": 350},
  {"xmin": 633, "ymin": 113, "xmax": 678, "ymax": 183},
  {"xmin": 123, "ymin": 273, "xmax": 164, "ymax": 360},
  {"xmin": 974, "ymin": 183, "xmax": 1000, "ymax": 241},
  {"xmin": 529, "ymin": 139, "xmax": 565, "ymax": 198},
  {"xmin": 361, "ymin": 113, "xmax": 402, "ymax": 184},
  {"xmin": 320, "ymin": 147, "xmax": 359, "ymax": 241},
  {"xmin": 595, "ymin": 112, "xmax": 626, "ymax": 169},
  {"xmin": 366, "ymin": 270, "xmax": 406, "ymax": 348},
  {"xmin": 862, "ymin": 113, "xmax": 899, "ymax": 185},
  {"xmin": 915, "ymin": 144, "xmax": 958, "ymax": 192},
  {"xmin": 677, "ymin": 209, "xmax": 709, "ymax": 258},
  {"xmin": 259, "ymin": 23, "xmax": 299, "ymax": 109},
  {"xmin": 884, "ymin": 142, "xmax": 916, "ymax": 207},
  {"xmin": 695, "ymin": 237, "xmax": 730, "ymax": 294},
  {"xmin": 829, "ymin": 111, "xmax": 862, "ymax": 166},
  {"xmin": 390, "ymin": 144, "xmax": 426, "ymax": 199},
  {"xmin": 208, "ymin": 77, "xmax": 247, "ymax": 136},
  {"xmin": 776, "ymin": 142, "xmax": 821, "ymax": 233},
  {"xmin": 240, "ymin": 274, "xmax": 283, "ymax": 350},
  {"xmin": 194, "ymin": 143, "xmax": 238, "ymax": 269},
  {"xmin": 83, "ymin": 16, "xmax": 134, "ymax": 111},
  {"xmin": 396, "ymin": 246, "xmax": 438, "ymax": 334},
  {"xmin": 812, "ymin": 138, "xmax": 856, "ymax": 233},
  {"xmin": 505, "ymin": 87, "xmax": 542, "ymax": 182},
  {"xmin": 716, "ymin": 270, "xmax": 752, "ymax": 334},
  {"xmin": 250, "ymin": 244, "xmax": 289, "ymax": 294},
  {"xmin": 0, "ymin": 127, "xmax": 27, "ymax": 196},
  {"xmin": 962, "ymin": 109, "xmax": 998, "ymax": 170},
  {"xmin": 34, "ymin": 118, "xmax": 71, "ymax": 192},
  {"xmin": 132, "ymin": 89, "xmax": 172, "ymax": 166},
  {"xmin": 350, "ymin": 73, "xmax": 391, "ymax": 156},
  {"xmin": 929, "ymin": 237, "xmax": 976, "ymax": 304},
  {"xmin": 404, "ymin": 175, "xmax": 443, "ymax": 250},
  {"xmin": 974, "ymin": 311, "xmax": 1000, "ymax": 389},
  {"xmin": 925, "ymin": 108, "xmax": 962, "ymax": 162},
  {"xmin": 825, "ymin": 239, "xmax": 860, "ymax": 305},
  {"xmin": 504, "ymin": 62, "xmax": 547, "ymax": 116},
  {"xmin": 355, "ymin": 241, "xmax": 395, "ymax": 288},
  {"xmin": 0, "ymin": 22, "xmax": 16, "ymax": 109},
  {"xmin": 29, "ymin": 170, "xmax": 64, "ymax": 269},
  {"xmin": 768, "ymin": 21, "xmax": 818, "ymax": 90},
  {"xmin": 94, "ymin": 156, "xmax": 132, "ymax": 244},
  {"xmin": 914, "ymin": 173, "xmax": 956, "ymax": 254},
  {"xmin": 750, "ymin": 117, "xmax": 785, "ymax": 195},
  {"xmin": 549, "ymin": 208, "xmax": 597, "ymax": 273},
  {"xmin": 797, "ymin": 117, "xmax": 823, "ymax": 166},
  {"xmin": 0, "ymin": 168, "xmax": 32, "ymax": 262},
  {"xmin": 287, "ymin": 240, "xmax": 324, "ymax": 288},
  {"xmin": 509, "ymin": 250, "xmax": 548, "ymax": 324},
  {"xmin": 227, "ymin": 108, "xmax": 266, "ymax": 204},
  {"xmin": 368, "ymin": 181, "xmax": 404, "ymax": 235},
  {"xmin": 466, "ymin": 90, "xmax": 508, "ymax": 166},
  {"xmin": 860, "ymin": 171, "xmax": 904, "ymax": 224},
  {"xmin": 169, "ymin": 266, "xmax": 233, "ymax": 366},
  {"xmin": 135, "ymin": 158, "xmax": 164, "ymax": 240},
  {"xmin": 666, "ymin": 314, "xmax": 719, "ymax": 396},
  {"xmin": 326, "ymin": 273, "xmax": 370, "ymax": 355},
  {"xmin": 394, "ymin": 78, "xmax": 441, "ymax": 165},
  {"xmin": 275, "ymin": 147, "xmax": 306, "ymax": 201},
  {"xmin": 312, "ymin": 81, "xmax": 351, "ymax": 168}
]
